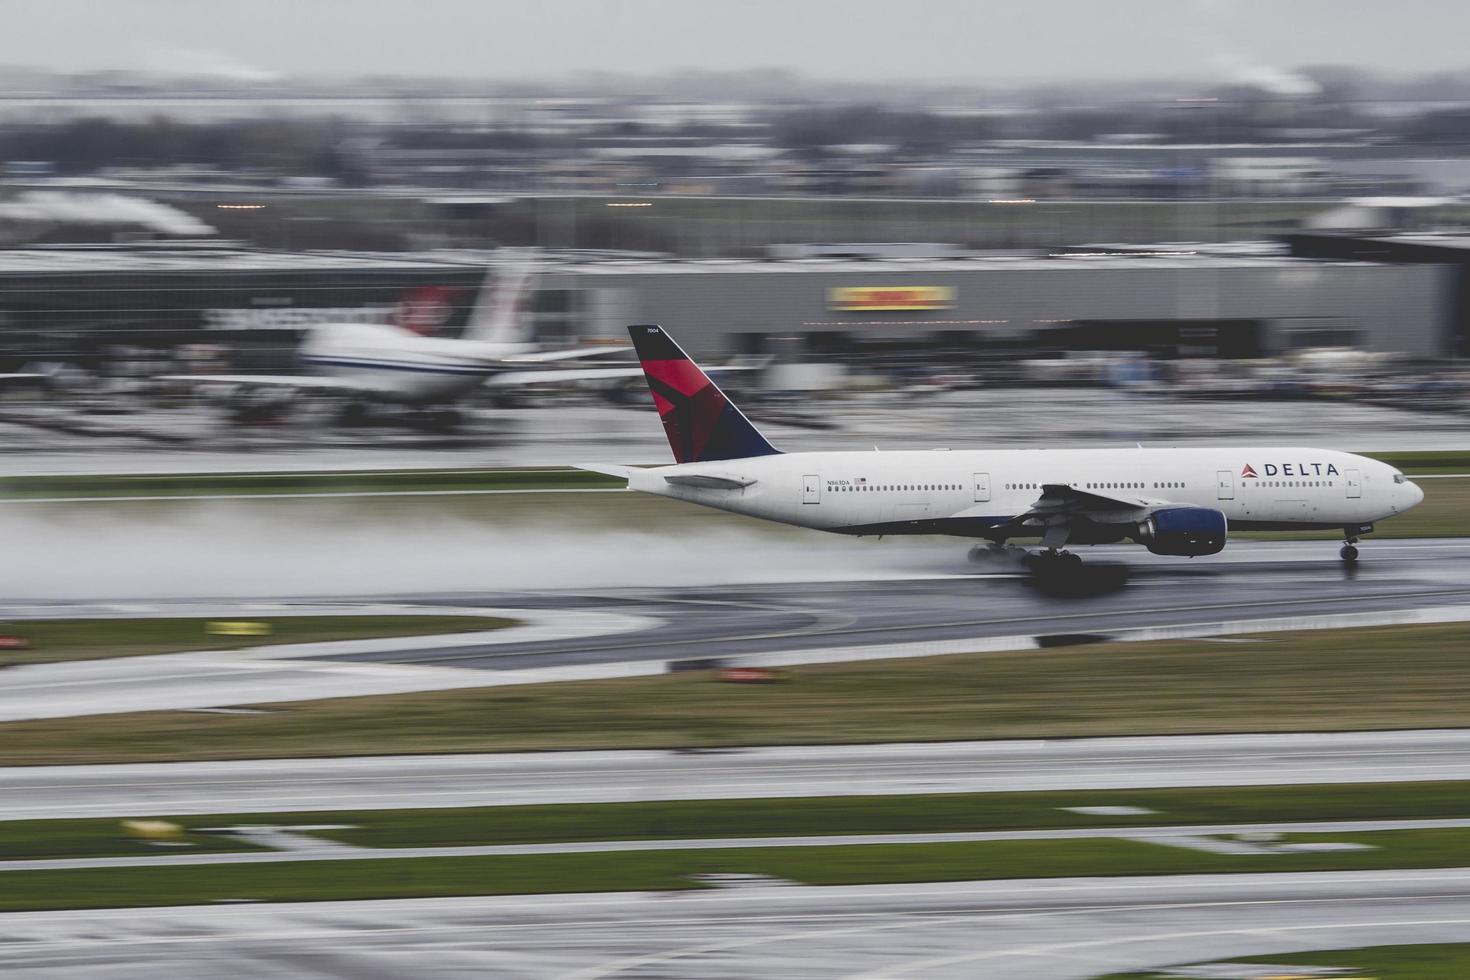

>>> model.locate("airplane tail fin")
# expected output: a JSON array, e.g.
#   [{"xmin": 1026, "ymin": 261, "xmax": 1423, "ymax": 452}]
[
  {"xmin": 462, "ymin": 247, "xmax": 538, "ymax": 344},
  {"xmin": 628, "ymin": 324, "xmax": 780, "ymax": 464}
]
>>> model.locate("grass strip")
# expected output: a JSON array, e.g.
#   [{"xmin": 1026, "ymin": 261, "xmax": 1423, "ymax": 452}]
[
  {"xmin": 4, "ymin": 827, "xmax": 1470, "ymax": 912},
  {"xmin": 312, "ymin": 781, "xmax": 1470, "ymax": 849},
  {"xmin": 0, "ymin": 622, "xmax": 1467, "ymax": 765},
  {"xmin": 10, "ymin": 781, "xmax": 1470, "ymax": 859},
  {"xmin": 0, "ymin": 819, "xmax": 264, "ymax": 861},
  {"xmin": 0, "ymin": 467, "xmax": 618, "ymax": 499},
  {"xmin": 0, "ymin": 615, "xmax": 516, "ymax": 667}
]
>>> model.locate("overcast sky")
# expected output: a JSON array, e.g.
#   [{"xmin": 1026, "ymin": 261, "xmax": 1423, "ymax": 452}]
[{"xmin": 1, "ymin": 0, "xmax": 1461, "ymax": 84}]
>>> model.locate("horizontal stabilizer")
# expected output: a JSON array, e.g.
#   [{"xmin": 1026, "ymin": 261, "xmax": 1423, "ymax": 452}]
[
  {"xmin": 574, "ymin": 462, "xmax": 636, "ymax": 481},
  {"xmin": 663, "ymin": 472, "xmax": 755, "ymax": 490},
  {"xmin": 486, "ymin": 366, "xmax": 648, "ymax": 387},
  {"xmin": 499, "ymin": 345, "xmax": 632, "ymax": 364}
]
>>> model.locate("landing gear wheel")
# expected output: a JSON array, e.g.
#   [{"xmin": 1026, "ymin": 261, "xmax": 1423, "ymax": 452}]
[
  {"xmin": 1340, "ymin": 544, "xmax": 1359, "ymax": 563},
  {"xmin": 968, "ymin": 544, "xmax": 1011, "ymax": 565},
  {"xmin": 1026, "ymin": 549, "xmax": 1083, "ymax": 571}
]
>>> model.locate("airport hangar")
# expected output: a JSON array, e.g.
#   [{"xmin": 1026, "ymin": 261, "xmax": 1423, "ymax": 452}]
[{"xmin": 0, "ymin": 242, "xmax": 1453, "ymax": 370}]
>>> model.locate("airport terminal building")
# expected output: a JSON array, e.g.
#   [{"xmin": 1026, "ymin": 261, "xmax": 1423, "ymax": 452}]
[{"xmin": 0, "ymin": 242, "xmax": 1454, "ymax": 370}]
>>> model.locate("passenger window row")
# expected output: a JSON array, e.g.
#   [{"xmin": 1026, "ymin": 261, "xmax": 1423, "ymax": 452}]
[
  {"xmin": 1251, "ymin": 481, "xmax": 1332, "ymax": 488},
  {"xmin": 833, "ymin": 483, "xmax": 963, "ymax": 491}
]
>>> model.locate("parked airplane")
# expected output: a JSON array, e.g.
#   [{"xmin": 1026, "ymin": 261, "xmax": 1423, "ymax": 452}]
[
  {"xmin": 164, "ymin": 249, "xmax": 632, "ymax": 429},
  {"xmin": 582, "ymin": 325, "xmax": 1424, "ymax": 565}
]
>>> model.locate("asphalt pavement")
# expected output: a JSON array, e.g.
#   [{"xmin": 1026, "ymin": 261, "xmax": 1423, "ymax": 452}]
[
  {"xmin": 3, "ymin": 869, "xmax": 1469, "ymax": 978},
  {"xmin": 9, "ymin": 729, "xmax": 1470, "ymax": 819}
]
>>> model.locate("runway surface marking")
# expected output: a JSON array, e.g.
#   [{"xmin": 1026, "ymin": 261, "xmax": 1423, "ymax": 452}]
[
  {"xmin": 539, "ymin": 885, "xmax": 1470, "ymax": 980},
  {"xmin": 859, "ymin": 916, "xmax": 1470, "ymax": 978},
  {"xmin": 8, "ymin": 875, "xmax": 1470, "ymax": 944},
  {"xmin": 6, "ymin": 817, "xmax": 1469, "ymax": 871}
]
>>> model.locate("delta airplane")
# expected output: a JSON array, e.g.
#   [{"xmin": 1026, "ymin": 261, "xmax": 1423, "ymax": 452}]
[
  {"xmin": 166, "ymin": 249, "xmax": 634, "ymax": 429},
  {"xmin": 583, "ymin": 325, "xmax": 1425, "ymax": 566}
]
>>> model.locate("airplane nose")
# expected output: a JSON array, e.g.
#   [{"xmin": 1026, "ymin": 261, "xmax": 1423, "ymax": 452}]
[{"xmin": 1407, "ymin": 480, "xmax": 1425, "ymax": 508}]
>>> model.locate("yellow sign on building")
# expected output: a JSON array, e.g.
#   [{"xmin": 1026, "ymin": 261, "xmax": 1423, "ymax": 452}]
[{"xmin": 829, "ymin": 286, "xmax": 955, "ymax": 311}]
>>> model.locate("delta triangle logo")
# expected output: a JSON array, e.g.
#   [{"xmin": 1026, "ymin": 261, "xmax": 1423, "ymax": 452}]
[{"xmin": 1241, "ymin": 463, "xmax": 1259, "ymax": 479}]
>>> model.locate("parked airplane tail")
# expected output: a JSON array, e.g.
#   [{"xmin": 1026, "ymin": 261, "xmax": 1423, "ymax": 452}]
[
  {"xmin": 462, "ymin": 247, "xmax": 538, "ymax": 344},
  {"xmin": 628, "ymin": 324, "xmax": 780, "ymax": 464}
]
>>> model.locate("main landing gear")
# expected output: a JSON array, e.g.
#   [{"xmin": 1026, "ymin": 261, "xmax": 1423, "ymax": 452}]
[
  {"xmin": 966, "ymin": 543, "xmax": 1084, "ymax": 570},
  {"xmin": 964, "ymin": 540, "xmax": 1034, "ymax": 570},
  {"xmin": 1029, "ymin": 549, "xmax": 1083, "ymax": 570},
  {"xmin": 1340, "ymin": 538, "xmax": 1360, "ymax": 564}
]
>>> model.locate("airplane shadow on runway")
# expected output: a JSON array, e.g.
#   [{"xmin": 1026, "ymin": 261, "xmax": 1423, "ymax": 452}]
[
  {"xmin": 958, "ymin": 550, "xmax": 1134, "ymax": 598},
  {"xmin": 1024, "ymin": 561, "xmax": 1133, "ymax": 598}
]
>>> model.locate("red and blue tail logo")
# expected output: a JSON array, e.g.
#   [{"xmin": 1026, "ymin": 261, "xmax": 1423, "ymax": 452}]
[{"xmin": 628, "ymin": 325, "xmax": 780, "ymax": 464}]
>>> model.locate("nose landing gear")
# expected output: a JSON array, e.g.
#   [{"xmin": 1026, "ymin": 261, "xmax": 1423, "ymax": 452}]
[{"xmin": 1340, "ymin": 537, "xmax": 1360, "ymax": 564}]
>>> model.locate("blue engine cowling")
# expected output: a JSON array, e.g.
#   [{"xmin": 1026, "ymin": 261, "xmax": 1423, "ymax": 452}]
[{"xmin": 1135, "ymin": 506, "xmax": 1227, "ymax": 557}]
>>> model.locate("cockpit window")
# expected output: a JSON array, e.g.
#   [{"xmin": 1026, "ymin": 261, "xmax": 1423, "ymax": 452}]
[{"xmin": 1393, "ymin": 472, "xmax": 1406, "ymax": 484}]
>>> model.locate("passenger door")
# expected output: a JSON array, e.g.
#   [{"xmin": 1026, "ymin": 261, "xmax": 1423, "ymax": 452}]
[
  {"xmin": 1345, "ymin": 469, "xmax": 1362, "ymax": 499},
  {"xmin": 803, "ymin": 474, "xmax": 821, "ymax": 504},
  {"xmin": 973, "ymin": 473, "xmax": 991, "ymax": 503},
  {"xmin": 1216, "ymin": 469, "xmax": 1234, "ymax": 500}
]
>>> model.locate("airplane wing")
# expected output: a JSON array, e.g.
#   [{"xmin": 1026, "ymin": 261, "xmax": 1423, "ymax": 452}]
[
  {"xmin": 999, "ymin": 483, "xmax": 1163, "ymax": 548},
  {"xmin": 1026, "ymin": 483, "xmax": 1154, "ymax": 516},
  {"xmin": 484, "ymin": 366, "xmax": 651, "ymax": 387},
  {"xmin": 571, "ymin": 464, "xmax": 753, "ymax": 491},
  {"xmin": 486, "ymin": 362, "xmax": 762, "ymax": 388},
  {"xmin": 156, "ymin": 374, "xmax": 369, "ymax": 393}
]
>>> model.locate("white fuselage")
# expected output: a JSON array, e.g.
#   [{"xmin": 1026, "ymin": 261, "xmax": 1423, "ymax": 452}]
[
  {"xmin": 628, "ymin": 447, "xmax": 1423, "ymax": 541},
  {"xmin": 300, "ymin": 322, "xmax": 536, "ymax": 403}
]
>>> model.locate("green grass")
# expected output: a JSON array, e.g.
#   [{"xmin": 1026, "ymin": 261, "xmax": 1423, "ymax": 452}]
[
  {"xmin": 0, "ymin": 818, "xmax": 265, "ymax": 861},
  {"xmin": 13, "ymin": 781, "xmax": 1470, "ymax": 859},
  {"xmin": 1101, "ymin": 942, "xmax": 1470, "ymax": 979},
  {"xmin": 5, "ymin": 827, "xmax": 1470, "ymax": 912},
  {"xmin": 0, "ymin": 615, "xmax": 517, "ymax": 667},
  {"xmin": 1, "ymin": 622, "xmax": 1467, "ymax": 765},
  {"xmin": 311, "ymin": 781, "xmax": 1470, "ymax": 849}
]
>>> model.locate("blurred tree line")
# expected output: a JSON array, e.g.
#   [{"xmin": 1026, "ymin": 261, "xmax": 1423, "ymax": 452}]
[{"xmin": 2, "ymin": 116, "xmax": 369, "ymax": 184}]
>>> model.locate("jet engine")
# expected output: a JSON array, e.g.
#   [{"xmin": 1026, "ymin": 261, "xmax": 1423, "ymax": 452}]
[{"xmin": 1135, "ymin": 506, "xmax": 1227, "ymax": 557}]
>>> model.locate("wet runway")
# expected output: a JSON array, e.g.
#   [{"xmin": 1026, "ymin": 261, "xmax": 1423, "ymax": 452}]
[
  {"xmin": 4, "ymin": 869, "xmax": 1470, "ymax": 978},
  {"xmin": 3, "ymin": 538, "xmax": 1470, "ymax": 722},
  {"xmin": 311, "ymin": 537, "xmax": 1470, "ymax": 671}
]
